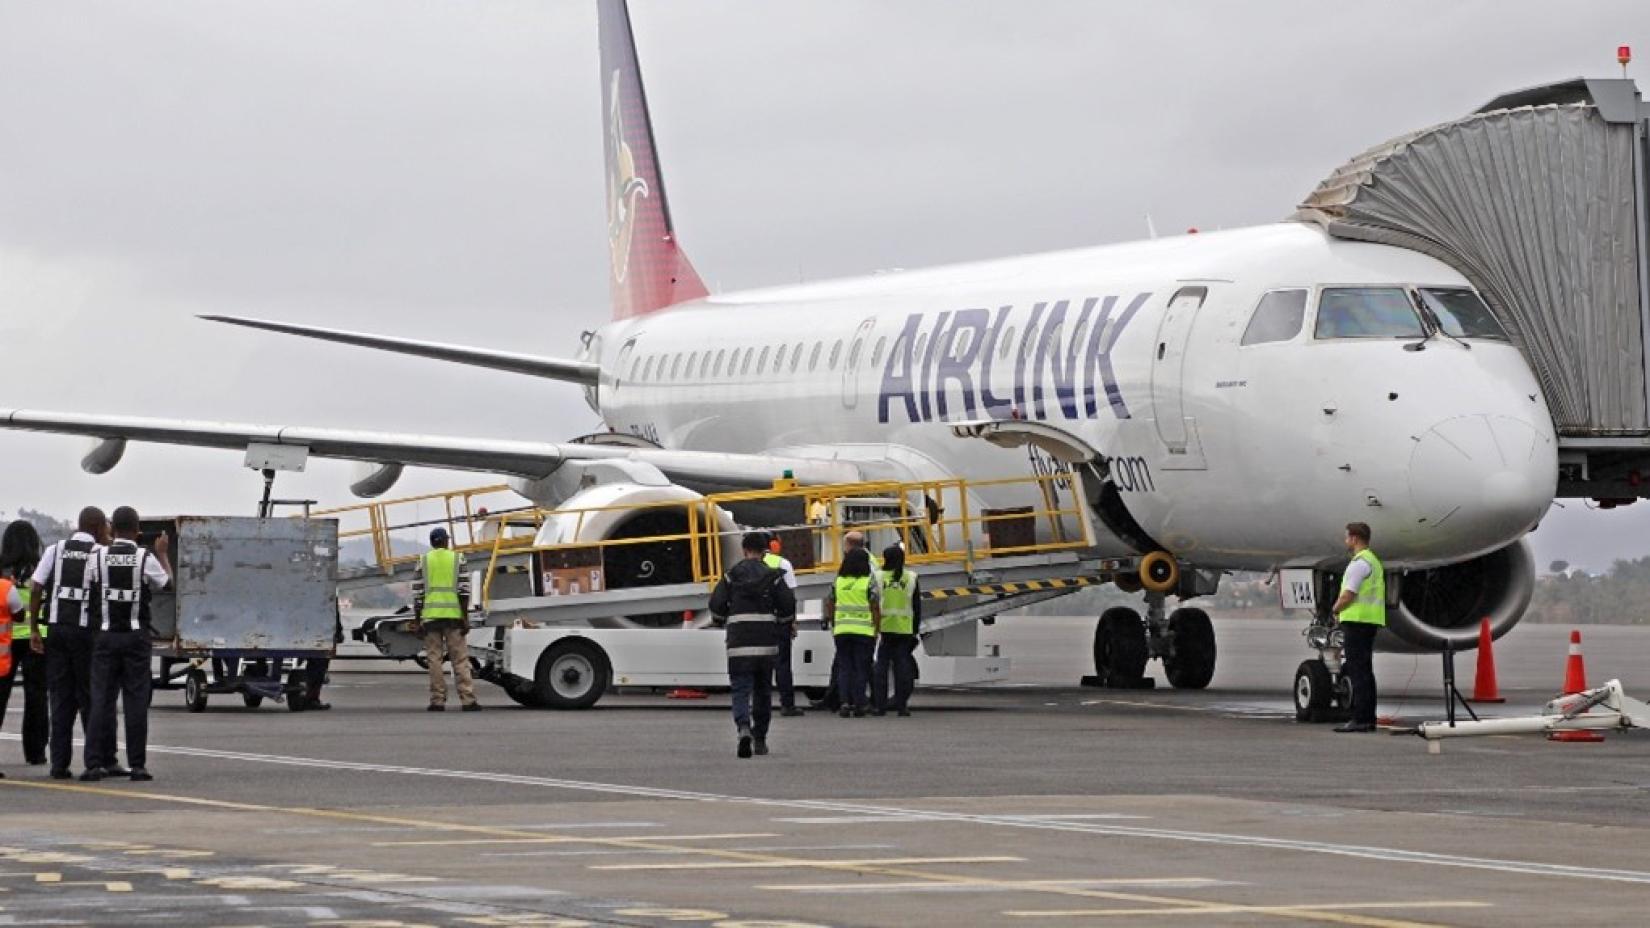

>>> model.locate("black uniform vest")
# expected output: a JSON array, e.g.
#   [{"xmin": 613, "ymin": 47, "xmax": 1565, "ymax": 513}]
[
  {"xmin": 48, "ymin": 538, "xmax": 100, "ymax": 628},
  {"xmin": 100, "ymin": 540, "xmax": 151, "ymax": 633}
]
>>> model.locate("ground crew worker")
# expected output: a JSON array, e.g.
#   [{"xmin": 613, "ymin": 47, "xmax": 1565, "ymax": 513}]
[
  {"xmin": 710, "ymin": 532, "xmax": 796, "ymax": 758},
  {"xmin": 824, "ymin": 547, "xmax": 880, "ymax": 718},
  {"xmin": 302, "ymin": 600, "xmax": 344, "ymax": 711},
  {"xmin": 1331, "ymin": 521, "xmax": 1384, "ymax": 733},
  {"xmin": 871, "ymin": 544, "xmax": 921, "ymax": 717},
  {"xmin": 412, "ymin": 527, "xmax": 480, "ymax": 712},
  {"xmin": 29, "ymin": 507, "xmax": 109, "ymax": 780},
  {"xmin": 0, "ymin": 521, "xmax": 48, "ymax": 767},
  {"xmin": 818, "ymin": 531, "xmax": 883, "ymax": 712},
  {"xmin": 84, "ymin": 507, "xmax": 170, "ymax": 782},
  {"xmin": 763, "ymin": 534, "xmax": 803, "ymax": 717}
]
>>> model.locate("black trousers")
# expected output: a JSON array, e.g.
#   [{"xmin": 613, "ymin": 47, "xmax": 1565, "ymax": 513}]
[
  {"xmin": 729, "ymin": 658, "xmax": 774, "ymax": 738},
  {"xmin": 872, "ymin": 633, "xmax": 919, "ymax": 712},
  {"xmin": 305, "ymin": 657, "xmax": 330, "ymax": 703},
  {"xmin": 46, "ymin": 625, "xmax": 95, "ymax": 772},
  {"xmin": 0, "ymin": 638, "xmax": 50, "ymax": 762},
  {"xmin": 87, "ymin": 631, "xmax": 152, "ymax": 771},
  {"xmin": 833, "ymin": 635, "xmax": 875, "ymax": 709},
  {"xmin": 1341, "ymin": 621, "xmax": 1379, "ymax": 726},
  {"xmin": 772, "ymin": 635, "xmax": 796, "ymax": 710}
]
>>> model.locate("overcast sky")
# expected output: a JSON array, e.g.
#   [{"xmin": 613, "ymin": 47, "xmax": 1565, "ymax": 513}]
[{"xmin": 1, "ymin": 1, "xmax": 1646, "ymax": 570}]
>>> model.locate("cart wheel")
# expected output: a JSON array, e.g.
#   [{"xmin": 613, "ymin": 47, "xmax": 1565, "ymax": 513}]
[
  {"xmin": 242, "ymin": 692, "xmax": 264, "ymax": 708},
  {"xmin": 184, "ymin": 670, "xmax": 208, "ymax": 713},
  {"xmin": 286, "ymin": 669, "xmax": 308, "ymax": 712}
]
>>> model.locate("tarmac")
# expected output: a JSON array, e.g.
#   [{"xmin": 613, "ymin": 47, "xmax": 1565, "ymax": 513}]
[{"xmin": 0, "ymin": 617, "xmax": 1646, "ymax": 927}]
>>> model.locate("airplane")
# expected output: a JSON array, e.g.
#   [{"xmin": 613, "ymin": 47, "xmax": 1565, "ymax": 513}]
[{"xmin": 0, "ymin": 0, "xmax": 1565, "ymax": 713}]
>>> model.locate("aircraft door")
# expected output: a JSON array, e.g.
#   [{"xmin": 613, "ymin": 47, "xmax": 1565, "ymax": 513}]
[
  {"xmin": 1150, "ymin": 286, "xmax": 1208, "ymax": 448},
  {"xmin": 841, "ymin": 317, "xmax": 877, "ymax": 410}
]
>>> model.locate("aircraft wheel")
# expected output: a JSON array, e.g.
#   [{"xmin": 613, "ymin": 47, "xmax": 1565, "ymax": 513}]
[
  {"xmin": 534, "ymin": 639, "xmax": 611, "ymax": 709},
  {"xmin": 1093, "ymin": 608, "xmax": 1148, "ymax": 687},
  {"xmin": 1294, "ymin": 659, "xmax": 1349, "ymax": 723},
  {"xmin": 1164, "ymin": 608, "xmax": 1216, "ymax": 689}
]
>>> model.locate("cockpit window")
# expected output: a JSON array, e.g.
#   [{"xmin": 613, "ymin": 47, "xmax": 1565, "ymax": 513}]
[
  {"xmin": 1241, "ymin": 289, "xmax": 1307, "ymax": 346},
  {"xmin": 1314, "ymin": 287, "xmax": 1425, "ymax": 339},
  {"xmin": 1419, "ymin": 288, "xmax": 1508, "ymax": 340}
]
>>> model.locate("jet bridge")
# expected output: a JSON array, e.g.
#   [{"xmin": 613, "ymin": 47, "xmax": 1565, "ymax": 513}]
[{"xmin": 1294, "ymin": 77, "xmax": 1650, "ymax": 500}]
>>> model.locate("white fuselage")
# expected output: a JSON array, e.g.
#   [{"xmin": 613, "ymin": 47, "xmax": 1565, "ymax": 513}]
[{"xmin": 590, "ymin": 223, "xmax": 1557, "ymax": 572}]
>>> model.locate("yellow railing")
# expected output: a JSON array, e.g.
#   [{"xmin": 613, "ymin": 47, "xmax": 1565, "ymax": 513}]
[{"xmin": 318, "ymin": 471, "xmax": 1095, "ymax": 607}]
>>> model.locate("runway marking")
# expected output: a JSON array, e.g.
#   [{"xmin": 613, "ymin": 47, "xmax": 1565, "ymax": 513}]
[
  {"xmin": 590, "ymin": 855, "xmax": 1024, "ymax": 871},
  {"xmin": 762, "ymin": 878, "xmax": 1239, "ymax": 893},
  {"xmin": 32, "ymin": 872, "xmax": 132, "ymax": 892},
  {"xmin": 24, "ymin": 737, "xmax": 1635, "ymax": 891},
  {"xmin": 1004, "ymin": 901, "xmax": 1493, "ymax": 918},
  {"xmin": 0, "ymin": 780, "xmax": 1471, "ymax": 928},
  {"xmin": 372, "ymin": 833, "xmax": 779, "ymax": 848}
]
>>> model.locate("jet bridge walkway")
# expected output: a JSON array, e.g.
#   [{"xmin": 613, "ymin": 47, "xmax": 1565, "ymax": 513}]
[{"xmin": 1295, "ymin": 76, "xmax": 1650, "ymax": 500}]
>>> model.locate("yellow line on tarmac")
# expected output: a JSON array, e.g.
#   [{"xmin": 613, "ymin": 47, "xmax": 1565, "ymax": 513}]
[
  {"xmin": 592, "ymin": 856, "xmax": 1024, "ymax": 871},
  {"xmin": 0, "ymin": 779, "xmax": 1474, "ymax": 928},
  {"xmin": 1005, "ymin": 901, "xmax": 1493, "ymax": 918},
  {"xmin": 373, "ymin": 833, "xmax": 781, "ymax": 847},
  {"xmin": 760, "ymin": 878, "xmax": 1221, "ymax": 892}
]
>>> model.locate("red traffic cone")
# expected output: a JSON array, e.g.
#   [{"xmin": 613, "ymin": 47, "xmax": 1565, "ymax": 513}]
[
  {"xmin": 682, "ymin": 610, "xmax": 696, "ymax": 629},
  {"xmin": 1470, "ymin": 618, "xmax": 1504, "ymax": 703},
  {"xmin": 1550, "ymin": 629, "xmax": 1605, "ymax": 743}
]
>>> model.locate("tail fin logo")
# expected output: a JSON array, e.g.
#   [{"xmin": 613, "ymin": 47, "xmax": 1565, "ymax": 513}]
[{"xmin": 606, "ymin": 69, "xmax": 650, "ymax": 285}]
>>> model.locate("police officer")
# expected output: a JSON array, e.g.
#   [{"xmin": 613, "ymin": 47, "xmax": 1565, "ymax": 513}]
[
  {"xmin": 412, "ymin": 527, "xmax": 480, "ymax": 712},
  {"xmin": 762, "ymin": 534, "xmax": 803, "ymax": 717},
  {"xmin": 29, "ymin": 507, "xmax": 109, "ymax": 780},
  {"xmin": 871, "ymin": 544, "xmax": 920, "ymax": 717},
  {"xmin": 824, "ymin": 547, "xmax": 880, "ymax": 718},
  {"xmin": 83, "ymin": 507, "xmax": 170, "ymax": 782},
  {"xmin": 0, "ymin": 521, "xmax": 48, "ymax": 767},
  {"xmin": 710, "ymin": 532, "xmax": 796, "ymax": 758},
  {"xmin": 1331, "ymin": 521, "xmax": 1384, "ymax": 733}
]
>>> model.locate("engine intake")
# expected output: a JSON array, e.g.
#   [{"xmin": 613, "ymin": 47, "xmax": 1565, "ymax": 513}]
[{"xmin": 1384, "ymin": 538, "xmax": 1534, "ymax": 651}]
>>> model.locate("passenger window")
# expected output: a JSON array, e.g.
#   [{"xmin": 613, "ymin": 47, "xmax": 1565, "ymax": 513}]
[
  {"xmin": 1000, "ymin": 326, "xmax": 1016, "ymax": 360},
  {"xmin": 686, "ymin": 351, "xmax": 698, "ymax": 376},
  {"xmin": 1419, "ymin": 288, "xmax": 1508, "ymax": 340},
  {"xmin": 829, "ymin": 340, "xmax": 843, "ymax": 369},
  {"xmin": 1241, "ymin": 289, "xmax": 1309, "ymax": 346},
  {"xmin": 759, "ymin": 346, "xmax": 771, "ymax": 374},
  {"xmin": 642, "ymin": 356, "xmax": 655, "ymax": 381},
  {"xmin": 741, "ymin": 350, "xmax": 753, "ymax": 375},
  {"xmin": 1315, "ymin": 287, "xmax": 1424, "ymax": 339},
  {"xmin": 1071, "ymin": 318, "xmax": 1090, "ymax": 353},
  {"xmin": 791, "ymin": 344, "xmax": 803, "ymax": 373},
  {"xmin": 713, "ymin": 350, "xmax": 725, "ymax": 377},
  {"xmin": 848, "ymin": 338, "xmax": 864, "ymax": 368},
  {"xmin": 914, "ymin": 332, "xmax": 929, "ymax": 362},
  {"xmin": 871, "ymin": 336, "xmax": 886, "ymax": 367},
  {"xmin": 809, "ymin": 342, "xmax": 822, "ymax": 371}
]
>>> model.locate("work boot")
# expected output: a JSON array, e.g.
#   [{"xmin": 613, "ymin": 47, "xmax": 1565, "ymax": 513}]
[
  {"xmin": 104, "ymin": 765, "xmax": 131, "ymax": 778},
  {"xmin": 852, "ymin": 707, "xmax": 866, "ymax": 718},
  {"xmin": 26, "ymin": 755, "xmax": 46, "ymax": 766},
  {"xmin": 896, "ymin": 708, "xmax": 912, "ymax": 717},
  {"xmin": 1333, "ymin": 721, "xmax": 1376, "ymax": 733},
  {"xmin": 754, "ymin": 739, "xmax": 769, "ymax": 756},
  {"xmin": 129, "ymin": 768, "xmax": 153, "ymax": 782},
  {"xmin": 461, "ymin": 703, "xmax": 483, "ymax": 712},
  {"xmin": 49, "ymin": 768, "xmax": 72, "ymax": 780},
  {"xmin": 780, "ymin": 706, "xmax": 805, "ymax": 717},
  {"xmin": 871, "ymin": 709, "xmax": 887, "ymax": 717},
  {"xmin": 737, "ymin": 727, "xmax": 753, "ymax": 759},
  {"xmin": 78, "ymin": 768, "xmax": 106, "ymax": 782},
  {"xmin": 427, "ymin": 703, "xmax": 445, "ymax": 712},
  {"xmin": 837, "ymin": 707, "xmax": 851, "ymax": 719},
  {"xmin": 308, "ymin": 701, "xmax": 332, "ymax": 711}
]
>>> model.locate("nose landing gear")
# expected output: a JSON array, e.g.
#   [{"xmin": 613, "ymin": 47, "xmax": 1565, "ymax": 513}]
[{"xmin": 1294, "ymin": 615, "xmax": 1352, "ymax": 723}]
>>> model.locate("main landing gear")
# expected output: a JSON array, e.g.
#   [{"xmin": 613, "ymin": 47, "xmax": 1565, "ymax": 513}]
[{"xmin": 1085, "ymin": 554, "xmax": 1218, "ymax": 690}]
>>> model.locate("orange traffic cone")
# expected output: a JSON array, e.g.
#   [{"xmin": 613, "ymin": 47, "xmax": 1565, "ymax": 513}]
[
  {"xmin": 1550, "ymin": 629, "xmax": 1605, "ymax": 743},
  {"xmin": 1470, "ymin": 618, "xmax": 1504, "ymax": 703}
]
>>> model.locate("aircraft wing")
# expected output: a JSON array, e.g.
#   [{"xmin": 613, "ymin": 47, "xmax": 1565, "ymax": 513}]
[
  {"xmin": 0, "ymin": 408, "xmax": 863, "ymax": 491},
  {"xmin": 200, "ymin": 314, "xmax": 601, "ymax": 386}
]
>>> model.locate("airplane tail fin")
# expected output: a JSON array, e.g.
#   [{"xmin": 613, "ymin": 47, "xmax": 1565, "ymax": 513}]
[{"xmin": 599, "ymin": 0, "xmax": 708, "ymax": 319}]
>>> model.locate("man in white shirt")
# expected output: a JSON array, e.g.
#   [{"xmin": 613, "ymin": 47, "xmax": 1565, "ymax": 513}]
[{"xmin": 29, "ymin": 507, "xmax": 110, "ymax": 779}]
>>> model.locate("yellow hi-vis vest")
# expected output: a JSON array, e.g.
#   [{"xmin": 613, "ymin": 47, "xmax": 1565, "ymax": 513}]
[
  {"xmin": 420, "ymin": 548, "xmax": 464, "ymax": 621},
  {"xmin": 9, "ymin": 585, "xmax": 42, "ymax": 640},
  {"xmin": 877, "ymin": 568, "xmax": 917, "ymax": 635},
  {"xmin": 832, "ymin": 575, "xmax": 875, "ymax": 637},
  {"xmin": 1341, "ymin": 548, "xmax": 1386, "ymax": 626},
  {"xmin": 762, "ymin": 552, "xmax": 783, "ymax": 570}
]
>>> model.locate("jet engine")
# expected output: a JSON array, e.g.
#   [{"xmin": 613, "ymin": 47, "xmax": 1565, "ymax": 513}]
[
  {"xmin": 1383, "ymin": 538, "xmax": 1535, "ymax": 651},
  {"xmin": 531, "ymin": 481, "xmax": 740, "ymax": 629}
]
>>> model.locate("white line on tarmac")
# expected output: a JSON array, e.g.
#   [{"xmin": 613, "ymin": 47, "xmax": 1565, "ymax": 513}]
[
  {"xmin": 763, "ymin": 878, "xmax": 1241, "ymax": 894},
  {"xmin": 590, "ymin": 855, "xmax": 1025, "ymax": 871},
  {"xmin": 17, "ymin": 734, "xmax": 1650, "ymax": 887}
]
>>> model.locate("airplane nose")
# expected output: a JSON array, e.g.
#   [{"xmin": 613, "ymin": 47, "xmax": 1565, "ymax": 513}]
[{"xmin": 1409, "ymin": 414, "xmax": 1555, "ymax": 547}]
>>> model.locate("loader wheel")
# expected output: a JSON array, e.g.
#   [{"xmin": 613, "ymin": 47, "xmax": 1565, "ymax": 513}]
[{"xmin": 534, "ymin": 639, "xmax": 611, "ymax": 710}]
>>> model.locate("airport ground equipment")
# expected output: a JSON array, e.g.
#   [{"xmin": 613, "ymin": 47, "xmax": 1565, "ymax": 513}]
[
  {"xmin": 144, "ymin": 516, "xmax": 339, "ymax": 712},
  {"xmin": 336, "ymin": 470, "xmax": 1208, "ymax": 706},
  {"xmin": 1407, "ymin": 680, "xmax": 1650, "ymax": 752}
]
